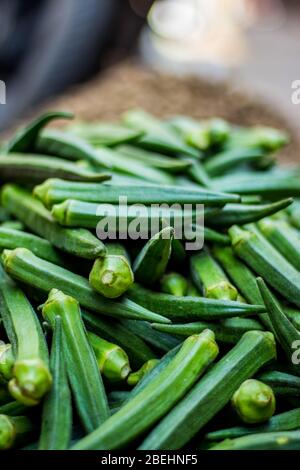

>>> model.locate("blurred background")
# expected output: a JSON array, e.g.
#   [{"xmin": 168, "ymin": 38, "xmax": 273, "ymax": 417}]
[{"xmin": 0, "ymin": 0, "xmax": 299, "ymax": 133}]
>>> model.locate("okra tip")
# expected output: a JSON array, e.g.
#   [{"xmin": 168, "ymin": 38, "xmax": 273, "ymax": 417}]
[{"xmin": 0, "ymin": 415, "xmax": 15, "ymax": 450}]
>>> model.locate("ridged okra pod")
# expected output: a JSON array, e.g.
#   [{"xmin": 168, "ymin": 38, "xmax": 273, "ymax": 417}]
[
  {"xmin": 133, "ymin": 227, "xmax": 174, "ymax": 288},
  {"xmin": 0, "ymin": 414, "xmax": 34, "ymax": 450},
  {"xmin": 210, "ymin": 431, "xmax": 300, "ymax": 450},
  {"xmin": 205, "ymin": 407, "xmax": 300, "ymax": 441},
  {"xmin": 72, "ymin": 330, "xmax": 219, "ymax": 450},
  {"xmin": 0, "ymin": 265, "xmax": 51, "ymax": 406},
  {"xmin": 229, "ymin": 225, "xmax": 300, "ymax": 308},
  {"xmin": 34, "ymin": 178, "xmax": 240, "ymax": 208},
  {"xmin": 139, "ymin": 331, "xmax": 276, "ymax": 450},
  {"xmin": 1, "ymin": 185, "xmax": 106, "ymax": 260},
  {"xmin": 87, "ymin": 332, "xmax": 131, "ymax": 382},
  {"xmin": 39, "ymin": 317, "xmax": 72, "ymax": 450},
  {"xmin": 42, "ymin": 289, "xmax": 109, "ymax": 433},
  {"xmin": 128, "ymin": 284, "xmax": 265, "ymax": 321},
  {"xmin": 1, "ymin": 248, "xmax": 169, "ymax": 324}
]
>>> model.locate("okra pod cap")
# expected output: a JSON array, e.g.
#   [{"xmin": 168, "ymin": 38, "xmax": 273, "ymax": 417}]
[
  {"xmin": 89, "ymin": 255, "xmax": 134, "ymax": 299},
  {"xmin": 127, "ymin": 359, "xmax": 160, "ymax": 387},
  {"xmin": 9, "ymin": 359, "xmax": 52, "ymax": 406},
  {"xmin": 0, "ymin": 415, "xmax": 15, "ymax": 450},
  {"xmin": 232, "ymin": 379, "xmax": 276, "ymax": 424},
  {"xmin": 0, "ymin": 344, "xmax": 14, "ymax": 383}
]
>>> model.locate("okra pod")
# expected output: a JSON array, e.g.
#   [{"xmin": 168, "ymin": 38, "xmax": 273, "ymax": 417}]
[
  {"xmin": 257, "ymin": 370, "xmax": 300, "ymax": 397},
  {"xmin": 116, "ymin": 145, "xmax": 192, "ymax": 174},
  {"xmin": 0, "ymin": 227, "xmax": 66, "ymax": 266},
  {"xmin": 232, "ymin": 379, "xmax": 276, "ymax": 424},
  {"xmin": 0, "ymin": 265, "xmax": 51, "ymax": 406},
  {"xmin": 229, "ymin": 225, "xmax": 300, "ymax": 308},
  {"xmin": 0, "ymin": 401, "xmax": 28, "ymax": 417},
  {"xmin": 122, "ymin": 109, "xmax": 199, "ymax": 158},
  {"xmin": 87, "ymin": 332, "xmax": 131, "ymax": 382},
  {"xmin": 1, "ymin": 185, "xmax": 106, "ymax": 259},
  {"xmin": 89, "ymin": 243, "xmax": 134, "ymax": 298},
  {"xmin": 258, "ymin": 218, "xmax": 300, "ymax": 269},
  {"xmin": 204, "ymin": 147, "xmax": 265, "ymax": 177},
  {"xmin": 0, "ymin": 414, "xmax": 34, "ymax": 450},
  {"xmin": 0, "ymin": 154, "xmax": 110, "ymax": 183},
  {"xmin": 72, "ymin": 330, "xmax": 219, "ymax": 450},
  {"xmin": 160, "ymin": 272, "xmax": 189, "ymax": 297},
  {"xmin": 139, "ymin": 331, "xmax": 276, "ymax": 450},
  {"xmin": 208, "ymin": 198, "xmax": 293, "ymax": 228},
  {"xmin": 205, "ymin": 407, "xmax": 300, "ymax": 441},
  {"xmin": 127, "ymin": 359, "xmax": 159, "ymax": 386},
  {"xmin": 190, "ymin": 248, "xmax": 238, "ymax": 301},
  {"xmin": 6, "ymin": 111, "xmax": 73, "ymax": 153},
  {"xmin": 2, "ymin": 248, "xmax": 170, "ymax": 324},
  {"xmin": 0, "ymin": 343, "xmax": 14, "ymax": 383},
  {"xmin": 257, "ymin": 277, "xmax": 300, "ymax": 374},
  {"xmin": 82, "ymin": 311, "xmax": 156, "ymax": 369},
  {"xmin": 128, "ymin": 284, "xmax": 265, "ymax": 321},
  {"xmin": 227, "ymin": 125, "xmax": 289, "ymax": 152},
  {"xmin": 210, "ymin": 430, "xmax": 300, "ymax": 450},
  {"xmin": 133, "ymin": 227, "xmax": 174, "ymax": 288},
  {"xmin": 42, "ymin": 290, "xmax": 109, "ymax": 433},
  {"xmin": 152, "ymin": 317, "xmax": 264, "ymax": 345},
  {"xmin": 119, "ymin": 318, "xmax": 180, "ymax": 353},
  {"xmin": 39, "ymin": 316, "xmax": 72, "ymax": 450},
  {"xmin": 34, "ymin": 178, "xmax": 240, "ymax": 208}
]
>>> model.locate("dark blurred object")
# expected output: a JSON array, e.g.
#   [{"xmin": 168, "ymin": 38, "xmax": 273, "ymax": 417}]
[{"xmin": 0, "ymin": 0, "xmax": 153, "ymax": 131}]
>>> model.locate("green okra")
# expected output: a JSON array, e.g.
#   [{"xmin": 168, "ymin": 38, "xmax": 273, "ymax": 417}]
[
  {"xmin": 257, "ymin": 278, "xmax": 300, "ymax": 374},
  {"xmin": 202, "ymin": 227, "xmax": 230, "ymax": 245},
  {"xmin": 116, "ymin": 145, "xmax": 192, "ymax": 174},
  {"xmin": 256, "ymin": 371, "xmax": 300, "ymax": 397},
  {"xmin": 82, "ymin": 311, "xmax": 156, "ymax": 369},
  {"xmin": 258, "ymin": 218, "xmax": 300, "ymax": 269},
  {"xmin": 160, "ymin": 272, "xmax": 188, "ymax": 297},
  {"xmin": 232, "ymin": 379, "xmax": 276, "ymax": 424},
  {"xmin": 204, "ymin": 147, "xmax": 265, "ymax": 177},
  {"xmin": 89, "ymin": 245, "xmax": 134, "ymax": 299},
  {"xmin": 72, "ymin": 330, "xmax": 219, "ymax": 450},
  {"xmin": 0, "ymin": 227, "xmax": 66, "ymax": 266},
  {"xmin": 6, "ymin": 111, "xmax": 73, "ymax": 153},
  {"xmin": 51, "ymin": 198, "xmax": 206, "ymax": 230},
  {"xmin": 209, "ymin": 431, "xmax": 300, "ymax": 450},
  {"xmin": 229, "ymin": 225, "xmax": 300, "ymax": 308},
  {"xmin": 0, "ymin": 154, "xmax": 110, "ymax": 183},
  {"xmin": 39, "ymin": 316, "xmax": 72, "ymax": 450},
  {"xmin": 226, "ymin": 125, "xmax": 289, "ymax": 152},
  {"xmin": 119, "ymin": 318, "xmax": 180, "ymax": 353},
  {"xmin": 128, "ymin": 283, "xmax": 265, "ymax": 321},
  {"xmin": 34, "ymin": 178, "xmax": 240, "ymax": 208},
  {"xmin": 190, "ymin": 248, "xmax": 238, "ymax": 301},
  {"xmin": 0, "ymin": 414, "xmax": 34, "ymax": 450},
  {"xmin": 1, "ymin": 248, "xmax": 169, "ymax": 324},
  {"xmin": 122, "ymin": 109, "xmax": 199, "ymax": 158},
  {"xmin": 205, "ymin": 407, "xmax": 300, "ymax": 441},
  {"xmin": 42, "ymin": 290, "xmax": 109, "ymax": 433},
  {"xmin": 0, "ymin": 401, "xmax": 28, "ymax": 417},
  {"xmin": 208, "ymin": 198, "xmax": 293, "ymax": 228},
  {"xmin": 0, "ymin": 221, "xmax": 24, "ymax": 231},
  {"xmin": 0, "ymin": 266, "xmax": 51, "ymax": 406},
  {"xmin": 133, "ymin": 227, "xmax": 174, "ymax": 288},
  {"xmin": 152, "ymin": 317, "xmax": 264, "ymax": 345},
  {"xmin": 127, "ymin": 359, "xmax": 159, "ymax": 386},
  {"xmin": 215, "ymin": 172, "xmax": 300, "ymax": 199},
  {"xmin": 186, "ymin": 159, "xmax": 212, "ymax": 187},
  {"xmin": 139, "ymin": 331, "xmax": 276, "ymax": 450},
  {"xmin": 87, "ymin": 332, "xmax": 131, "ymax": 382},
  {"xmin": 170, "ymin": 238, "xmax": 186, "ymax": 266},
  {"xmin": 0, "ymin": 343, "xmax": 14, "ymax": 383},
  {"xmin": 0, "ymin": 207, "xmax": 11, "ymax": 223},
  {"xmin": 284, "ymin": 305, "xmax": 300, "ymax": 331},
  {"xmin": 1, "ymin": 185, "xmax": 106, "ymax": 259}
]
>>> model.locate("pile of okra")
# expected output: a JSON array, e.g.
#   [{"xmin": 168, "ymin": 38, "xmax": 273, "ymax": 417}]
[{"xmin": 0, "ymin": 109, "xmax": 300, "ymax": 451}]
